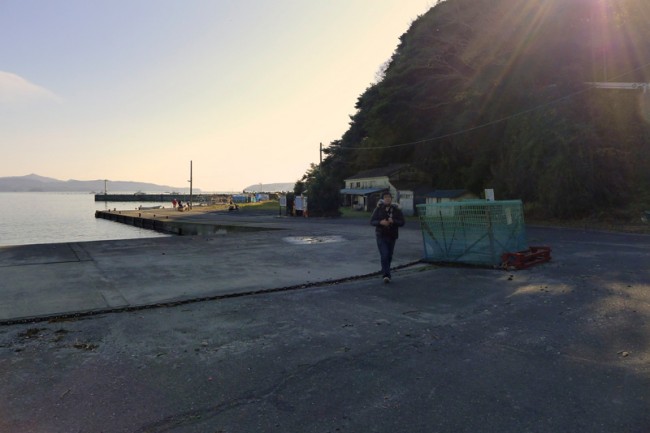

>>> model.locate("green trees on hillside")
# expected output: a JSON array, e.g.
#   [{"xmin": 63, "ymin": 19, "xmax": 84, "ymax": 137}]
[
  {"xmin": 301, "ymin": 0, "xmax": 650, "ymax": 218},
  {"xmin": 297, "ymin": 164, "xmax": 341, "ymax": 217}
]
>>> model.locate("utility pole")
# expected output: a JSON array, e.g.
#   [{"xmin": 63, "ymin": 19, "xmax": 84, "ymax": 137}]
[
  {"xmin": 188, "ymin": 160, "xmax": 193, "ymax": 209},
  {"xmin": 320, "ymin": 142, "xmax": 323, "ymax": 164}
]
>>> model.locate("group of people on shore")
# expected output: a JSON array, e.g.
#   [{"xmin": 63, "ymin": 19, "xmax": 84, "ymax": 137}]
[{"xmin": 171, "ymin": 199, "xmax": 189, "ymax": 212}]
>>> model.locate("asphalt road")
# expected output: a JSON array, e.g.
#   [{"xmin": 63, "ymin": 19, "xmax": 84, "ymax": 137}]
[{"xmin": 1, "ymin": 219, "xmax": 649, "ymax": 433}]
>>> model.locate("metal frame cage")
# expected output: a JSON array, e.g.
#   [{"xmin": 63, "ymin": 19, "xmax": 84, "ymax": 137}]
[{"xmin": 417, "ymin": 200, "xmax": 527, "ymax": 266}]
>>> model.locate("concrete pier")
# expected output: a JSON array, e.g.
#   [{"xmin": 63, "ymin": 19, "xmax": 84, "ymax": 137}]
[
  {"xmin": 95, "ymin": 208, "xmax": 278, "ymax": 235},
  {"xmin": 94, "ymin": 193, "xmax": 220, "ymax": 202}
]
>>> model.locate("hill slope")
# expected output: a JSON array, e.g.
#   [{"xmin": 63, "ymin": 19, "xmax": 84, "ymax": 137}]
[
  {"xmin": 243, "ymin": 182, "xmax": 294, "ymax": 193},
  {"xmin": 309, "ymin": 0, "xmax": 650, "ymax": 218}
]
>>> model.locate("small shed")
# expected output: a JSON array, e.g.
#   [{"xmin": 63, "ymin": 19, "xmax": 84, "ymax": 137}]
[
  {"xmin": 339, "ymin": 187, "xmax": 388, "ymax": 211},
  {"xmin": 231, "ymin": 194, "xmax": 249, "ymax": 203}
]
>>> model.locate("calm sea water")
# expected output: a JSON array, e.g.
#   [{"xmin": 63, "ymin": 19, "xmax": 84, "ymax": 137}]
[{"xmin": 0, "ymin": 192, "xmax": 172, "ymax": 247}]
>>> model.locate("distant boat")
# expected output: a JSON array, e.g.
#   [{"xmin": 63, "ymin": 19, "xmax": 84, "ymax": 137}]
[{"xmin": 138, "ymin": 205, "xmax": 163, "ymax": 210}]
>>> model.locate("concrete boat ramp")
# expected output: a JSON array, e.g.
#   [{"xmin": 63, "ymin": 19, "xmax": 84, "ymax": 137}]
[{"xmin": 1, "ymin": 209, "xmax": 426, "ymax": 323}]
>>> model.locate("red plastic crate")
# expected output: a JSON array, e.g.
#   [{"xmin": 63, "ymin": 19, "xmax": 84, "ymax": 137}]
[{"xmin": 501, "ymin": 246, "xmax": 552, "ymax": 270}]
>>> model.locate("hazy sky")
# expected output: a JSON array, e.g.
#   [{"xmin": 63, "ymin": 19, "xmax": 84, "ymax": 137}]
[{"xmin": 0, "ymin": 1, "xmax": 432, "ymax": 192}]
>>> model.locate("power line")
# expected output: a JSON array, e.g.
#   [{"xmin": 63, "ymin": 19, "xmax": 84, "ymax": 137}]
[{"xmin": 330, "ymin": 60, "xmax": 650, "ymax": 151}]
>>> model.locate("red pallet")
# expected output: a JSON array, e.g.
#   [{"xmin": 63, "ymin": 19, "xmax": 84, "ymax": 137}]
[{"xmin": 501, "ymin": 246, "xmax": 552, "ymax": 270}]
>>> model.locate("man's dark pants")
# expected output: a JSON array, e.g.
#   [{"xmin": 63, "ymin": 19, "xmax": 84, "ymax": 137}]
[{"xmin": 376, "ymin": 235, "xmax": 396, "ymax": 278}]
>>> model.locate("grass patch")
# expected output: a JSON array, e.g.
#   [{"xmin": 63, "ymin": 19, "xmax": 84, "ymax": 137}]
[
  {"xmin": 237, "ymin": 200, "xmax": 282, "ymax": 212},
  {"xmin": 199, "ymin": 200, "xmax": 281, "ymax": 213},
  {"xmin": 339, "ymin": 207, "xmax": 371, "ymax": 219}
]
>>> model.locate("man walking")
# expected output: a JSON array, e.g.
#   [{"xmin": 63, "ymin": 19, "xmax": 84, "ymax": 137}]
[{"xmin": 370, "ymin": 192, "xmax": 405, "ymax": 283}]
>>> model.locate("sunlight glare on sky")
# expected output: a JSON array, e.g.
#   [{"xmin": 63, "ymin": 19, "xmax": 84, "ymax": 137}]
[{"xmin": 0, "ymin": 0, "xmax": 432, "ymax": 191}]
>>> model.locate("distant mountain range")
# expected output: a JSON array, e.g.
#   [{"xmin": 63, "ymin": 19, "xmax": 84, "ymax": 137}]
[
  {"xmin": 0, "ymin": 174, "xmax": 296, "ymax": 193},
  {"xmin": 243, "ymin": 182, "xmax": 295, "ymax": 193},
  {"xmin": 0, "ymin": 174, "xmax": 193, "ymax": 193}
]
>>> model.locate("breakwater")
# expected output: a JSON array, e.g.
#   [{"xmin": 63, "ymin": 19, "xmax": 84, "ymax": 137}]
[
  {"xmin": 95, "ymin": 210, "xmax": 274, "ymax": 236},
  {"xmin": 95, "ymin": 194, "xmax": 220, "ymax": 203},
  {"xmin": 95, "ymin": 210, "xmax": 179, "ymax": 234}
]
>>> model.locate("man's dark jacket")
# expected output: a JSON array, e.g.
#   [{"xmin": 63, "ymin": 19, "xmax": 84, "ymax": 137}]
[{"xmin": 370, "ymin": 203, "xmax": 405, "ymax": 240}]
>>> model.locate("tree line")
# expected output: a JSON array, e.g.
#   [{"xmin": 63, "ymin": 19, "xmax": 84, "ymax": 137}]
[{"xmin": 298, "ymin": 0, "xmax": 650, "ymax": 219}]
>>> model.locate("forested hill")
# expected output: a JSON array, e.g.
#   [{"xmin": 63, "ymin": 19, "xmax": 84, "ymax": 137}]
[{"xmin": 304, "ymin": 0, "xmax": 650, "ymax": 218}]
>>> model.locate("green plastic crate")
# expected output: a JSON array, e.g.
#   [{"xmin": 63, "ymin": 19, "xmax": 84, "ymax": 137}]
[{"xmin": 417, "ymin": 200, "xmax": 527, "ymax": 266}]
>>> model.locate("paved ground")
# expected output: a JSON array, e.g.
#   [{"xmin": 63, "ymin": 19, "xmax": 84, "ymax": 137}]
[
  {"xmin": 1, "ymin": 210, "xmax": 649, "ymax": 432},
  {"xmin": 0, "ymin": 211, "xmax": 424, "ymax": 323}
]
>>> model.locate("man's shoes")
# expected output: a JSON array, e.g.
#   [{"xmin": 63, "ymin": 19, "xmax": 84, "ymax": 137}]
[{"xmin": 383, "ymin": 276, "xmax": 391, "ymax": 284}]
